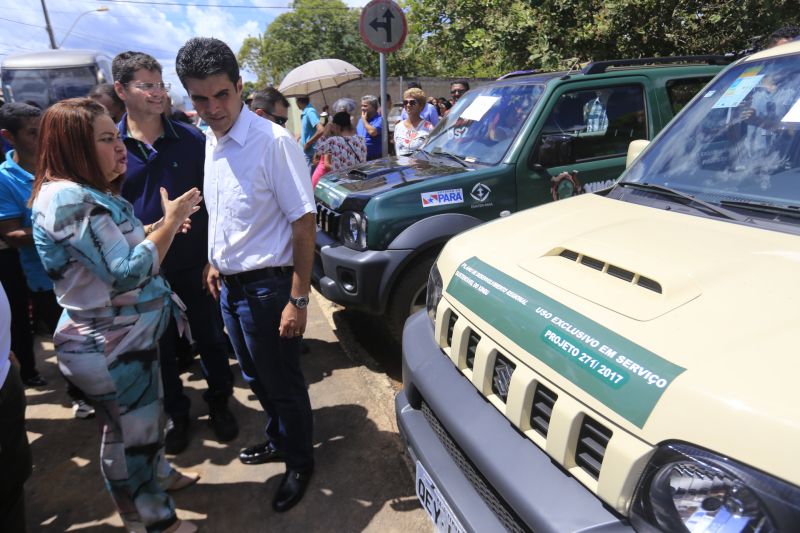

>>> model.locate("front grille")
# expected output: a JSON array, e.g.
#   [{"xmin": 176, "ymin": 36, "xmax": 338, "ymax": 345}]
[
  {"xmin": 491, "ymin": 354, "xmax": 516, "ymax": 402},
  {"xmin": 421, "ymin": 401, "xmax": 531, "ymax": 533},
  {"xmin": 466, "ymin": 330, "xmax": 480, "ymax": 369},
  {"xmin": 316, "ymin": 202, "xmax": 341, "ymax": 238},
  {"xmin": 575, "ymin": 416, "xmax": 613, "ymax": 479},
  {"xmin": 446, "ymin": 312, "xmax": 458, "ymax": 347},
  {"xmin": 529, "ymin": 383, "xmax": 558, "ymax": 438}
]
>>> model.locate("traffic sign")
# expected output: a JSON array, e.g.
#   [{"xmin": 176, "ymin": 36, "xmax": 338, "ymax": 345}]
[{"xmin": 359, "ymin": 0, "xmax": 407, "ymax": 54}]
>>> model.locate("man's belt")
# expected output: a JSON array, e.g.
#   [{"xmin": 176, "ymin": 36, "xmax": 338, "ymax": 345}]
[{"xmin": 222, "ymin": 266, "xmax": 293, "ymax": 284}]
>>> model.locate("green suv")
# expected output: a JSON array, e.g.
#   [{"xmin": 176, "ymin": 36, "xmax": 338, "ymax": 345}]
[{"xmin": 313, "ymin": 57, "xmax": 728, "ymax": 338}]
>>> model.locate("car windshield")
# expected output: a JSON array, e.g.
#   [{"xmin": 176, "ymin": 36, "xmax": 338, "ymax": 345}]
[
  {"xmin": 2, "ymin": 66, "xmax": 97, "ymax": 108},
  {"xmin": 421, "ymin": 82, "xmax": 546, "ymax": 165},
  {"xmin": 622, "ymin": 52, "xmax": 800, "ymax": 218}
]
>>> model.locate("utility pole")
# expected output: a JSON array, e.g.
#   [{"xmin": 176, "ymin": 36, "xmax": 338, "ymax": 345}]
[{"xmin": 40, "ymin": 0, "xmax": 57, "ymax": 49}]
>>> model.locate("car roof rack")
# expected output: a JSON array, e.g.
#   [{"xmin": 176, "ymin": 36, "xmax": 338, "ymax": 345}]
[{"xmin": 582, "ymin": 55, "xmax": 732, "ymax": 75}]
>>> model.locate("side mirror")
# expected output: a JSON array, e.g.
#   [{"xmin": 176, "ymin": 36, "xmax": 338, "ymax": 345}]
[
  {"xmin": 531, "ymin": 134, "xmax": 574, "ymax": 169},
  {"xmin": 626, "ymin": 139, "xmax": 650, "ymax": 168}
]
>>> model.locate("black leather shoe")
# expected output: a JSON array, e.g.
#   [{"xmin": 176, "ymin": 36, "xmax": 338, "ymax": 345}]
[
  {"xmin": 239, "ymin": 441, "xmax": 284, "ymax": 465},
  {"xmin": 208, "ymin": 399, "xmax": 239, "ymax": 442},
  {"xmin": 165, "ymin": 416, "xmax": 190, "ymax": 455},
  {"xmin": 22, "ymin": 373, "xmax": 48, "ymax": 387},
  {"xmin": 272, "ymin": 469, "xmax": 313, "ymax": 512}
]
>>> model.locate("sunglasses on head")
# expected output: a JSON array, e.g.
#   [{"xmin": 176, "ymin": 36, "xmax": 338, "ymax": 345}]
[{"xmin": 403, "ymin": 100, "xmax": 418, "ymax": 106}]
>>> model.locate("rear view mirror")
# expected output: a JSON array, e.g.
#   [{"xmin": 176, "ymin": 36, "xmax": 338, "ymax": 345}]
[
  {"xmin": 531, "ymin": 134, "xmax": 575, "ymax": 169},
  {"xmin": 626, "ymin": 139, "xmax": 650, "ymax": 168}
]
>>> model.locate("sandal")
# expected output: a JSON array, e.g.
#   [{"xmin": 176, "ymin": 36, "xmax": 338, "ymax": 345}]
[{"xmin": 163, "ymin": 470, "xmax": 201, "ymax": 492}]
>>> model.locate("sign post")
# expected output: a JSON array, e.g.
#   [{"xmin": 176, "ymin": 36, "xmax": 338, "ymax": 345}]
[{"xmin": 359, "ymin": 0, "xmax": 407, "ymax": 158}]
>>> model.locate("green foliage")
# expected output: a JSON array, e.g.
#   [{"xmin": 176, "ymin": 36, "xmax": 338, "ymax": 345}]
[
  {"xmin": 402, "ymin": 0, "xmax": 800, "ymax": 76},
  {"xmin": 238, "ymin": 0, "xmax": 800, "ymax": 82},
  {"xmin": 237, "ymin": 0, "xmax": 376, "ymax": 86}
]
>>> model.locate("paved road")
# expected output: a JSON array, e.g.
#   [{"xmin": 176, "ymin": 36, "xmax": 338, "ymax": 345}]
[{"xmin": 22, "ymin": 292, "xmax": 430, "ymax": 532}]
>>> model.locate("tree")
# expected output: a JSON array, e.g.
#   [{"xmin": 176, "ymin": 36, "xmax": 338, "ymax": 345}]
[
  {"xmin": 238, "ymin": 0, "xmax": 376, "ymax": 86},
  {"xmin": 402, "ymin": 0, "xmax": 800, "ymax": 76}
]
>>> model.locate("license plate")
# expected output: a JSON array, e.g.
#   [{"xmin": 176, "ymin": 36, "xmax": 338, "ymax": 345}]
[{"xmin": 416, "ymin": 461, "xmax": 466, "ymax": 533}]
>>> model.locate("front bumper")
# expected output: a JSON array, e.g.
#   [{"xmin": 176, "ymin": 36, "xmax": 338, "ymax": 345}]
[
  {"xmin": 313, "ymin": 229, "xmax": 411, "ymax": 314},
  {"xmin": 396, "ymin": 310, "xmax": 633, "ymax": 533}
]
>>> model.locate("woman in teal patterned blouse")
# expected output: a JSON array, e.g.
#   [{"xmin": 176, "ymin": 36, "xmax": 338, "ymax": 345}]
[{"xmin": 30, "ymin": 98, "xmax": 202, "ymax": 533}]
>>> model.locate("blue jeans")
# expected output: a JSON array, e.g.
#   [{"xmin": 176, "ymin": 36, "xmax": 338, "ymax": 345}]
[
  {"xmin": 220, "ymin": 272, "xmax": 314, "ymax": 472},
  {"xmin": 160, "ymin": 265, "xmax": 233, "ymax": 418}
]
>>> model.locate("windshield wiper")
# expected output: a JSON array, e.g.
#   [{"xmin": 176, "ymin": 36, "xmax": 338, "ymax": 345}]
[
  {"xmin": 616, "ymin": 182, "xmax": 743, "ymax": 221},
  {"xmin": 431, "ymin": 148, "xmax": 471, "ymax": 169},
  {"xmin": 719, "ymin": 199, "xmax": 800, "ymax": 218}
]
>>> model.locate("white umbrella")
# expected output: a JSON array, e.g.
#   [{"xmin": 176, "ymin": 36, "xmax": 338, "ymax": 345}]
[{"xmin": 278, "ymin": 59, "xmax": 363, "ymax": 101}]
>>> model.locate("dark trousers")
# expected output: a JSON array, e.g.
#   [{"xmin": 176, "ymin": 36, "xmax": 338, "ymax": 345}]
[
  {"xmin": 160, "ymin": 265, "xmax": 233, "ymax": 419},
  {"xmin": 220, "ymin": 272, "xmax": 314, "ymax": 472},
  {"xmin": 29, "ymin": 289, "xmax": 86, "ymax": 402},
  {"xmin": 0, "ymin": 365, "xmax": 32, "ymax": 533},
  {"xmin": 0, "ymin": 249, "xmax": 36, "ymax": 380}
]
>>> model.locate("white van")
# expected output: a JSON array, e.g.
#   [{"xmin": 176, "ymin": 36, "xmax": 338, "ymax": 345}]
[{"xmin": 1, "ymin": 49, "xmax": 113, "ymax": 109}]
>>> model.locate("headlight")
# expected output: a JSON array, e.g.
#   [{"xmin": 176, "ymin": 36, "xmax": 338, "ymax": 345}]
[
  {"xmin": 631, "ymin": 442, "xmax": 800, "ymax": 533},
  {"xmin": 340, "ymin": 211, "xmax": 367, "ymax": 250},
  {"xmin": 425, "ymin": 262, "xmax": 443, "ymax": 323}
]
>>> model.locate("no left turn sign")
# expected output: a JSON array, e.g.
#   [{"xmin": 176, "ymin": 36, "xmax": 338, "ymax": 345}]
[{"xmin": 359, "ymin": 0, "xmax": 407, "ymax": 54}]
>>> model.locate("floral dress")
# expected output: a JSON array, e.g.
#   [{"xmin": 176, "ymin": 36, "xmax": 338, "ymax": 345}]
[
  {"xmin": 394, "ymin": 119, "xmax": 435, "ymax": 155},
  {"xmin": 315, "ymin": 134, "xmax": 367, "ymax": 173},
  {"xmin": 32, "ymin": 180, "xmax": 189, "ymax": 533}
]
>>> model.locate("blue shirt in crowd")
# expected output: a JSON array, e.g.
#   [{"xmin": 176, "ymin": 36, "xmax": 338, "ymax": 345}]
[
  {"xmin": 300, "ymin": 105, "xmax": 320, "ymax": 156},
  {"xmin": 0, "ymin": 150, "xmax": 52, "ymax": 292},
  {"xmin": 118, "ymin": 114, "xmax": 209, "ymax": 274},
  {"xmin": 357, "ymin": 114, "xmax": 384, "ymax": 160}
]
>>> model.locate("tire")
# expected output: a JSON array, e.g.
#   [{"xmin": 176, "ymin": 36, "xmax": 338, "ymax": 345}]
[{"xmin": 385, "ymin": 254, "xmax": 437, "ymax": 343}]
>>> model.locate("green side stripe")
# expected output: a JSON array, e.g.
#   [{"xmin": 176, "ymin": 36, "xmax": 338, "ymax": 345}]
[{"xmin": 446, "ymin": 257, "xmax": 685, "ymax": 428}]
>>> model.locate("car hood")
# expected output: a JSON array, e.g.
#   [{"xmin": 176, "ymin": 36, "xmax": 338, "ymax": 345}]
[
  {"xmin": 437, "ymin": 193, "xmax": 800, "ymax": 483},
  {"xmin": 314, "ymin": 154, "xmax": 470, "ymax": 211}
]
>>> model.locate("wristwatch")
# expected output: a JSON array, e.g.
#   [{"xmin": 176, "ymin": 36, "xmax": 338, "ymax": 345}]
[{"xmin": 289, "ymin": 295, "xmax": 309, "ymax": 309}]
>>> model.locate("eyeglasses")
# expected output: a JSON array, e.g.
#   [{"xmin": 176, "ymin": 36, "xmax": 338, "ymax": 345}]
[
  {"xmin": 403, "ymin": 100, "xmax": 418, "ymax": 107},
  {"xmin": 450, "ymin": 89, "xmax": 465, "ymax": 95},
  {"xmin": 128, "ymin": 82, "xmax": 170, "ymax": 93}
]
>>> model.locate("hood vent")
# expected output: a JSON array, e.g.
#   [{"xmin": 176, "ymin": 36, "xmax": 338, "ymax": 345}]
[{"xmin": 559, "ymin": 249, "xmax": 663, "ymax": 294}]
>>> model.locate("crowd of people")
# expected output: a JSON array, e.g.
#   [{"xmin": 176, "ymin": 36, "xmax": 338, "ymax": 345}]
[{"xmin": 0, "ymin": 37, "xmax": 319, "ymax": 533}]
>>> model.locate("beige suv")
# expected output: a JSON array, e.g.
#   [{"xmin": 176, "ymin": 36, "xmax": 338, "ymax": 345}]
[{"xmin": 397, "ymin": 41, "xmax": 800, "ymax": 532}]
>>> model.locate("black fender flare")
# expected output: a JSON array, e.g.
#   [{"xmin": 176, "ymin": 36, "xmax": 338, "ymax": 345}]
[
  {"xmin": 377, "ymin": 213, "xmax": 484, "ymax": 311},
  {"xmin": 388, "ymin": 212, "xmax": 484, "ymax": 250}
]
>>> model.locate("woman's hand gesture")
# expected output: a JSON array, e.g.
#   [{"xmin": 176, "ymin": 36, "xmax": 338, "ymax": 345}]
[{"xmin": 160, "ymin": 187, "xmax": 202, "ymax": 234}]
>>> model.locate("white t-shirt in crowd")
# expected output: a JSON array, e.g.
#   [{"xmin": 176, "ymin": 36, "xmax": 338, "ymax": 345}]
[
  {"xmin": 204, "ymin": 106, "xmax": 316, "ymax": 275},
  {"xmin": 0, "ymin": 282, "xmax": 11, "ymax": 389}
]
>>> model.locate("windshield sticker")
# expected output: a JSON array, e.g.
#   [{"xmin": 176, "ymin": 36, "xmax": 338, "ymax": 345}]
[
  {"xmin": 780, "ymin": 98, "xmax": 800, "ymax": 123},
  {"xmin": 460, "ymin": 95, "xmax": 499, "ymax": 121},
  {"xmin": 712, "ymin": 74, "xmax": 764, "ymax": 109},
  {"xmin": 703, "ymin": 90, "xmax": 716, "ymax": 98},
  {"xmin": 447, "ymin": 257, "xmax": 686, "ymax": 428},
  {"xmin": 421, "ymin": 188, "xmax": 464, "ymax": 207}
]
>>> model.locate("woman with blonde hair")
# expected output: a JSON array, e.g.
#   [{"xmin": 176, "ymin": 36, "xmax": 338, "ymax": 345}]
[
  {"xmin": 394, "ymin": 87, "xmax": 435, "ymax": 156},
  {"xmin": 30, "ymin": 98, "xmax": 201, "ymax": 533}
]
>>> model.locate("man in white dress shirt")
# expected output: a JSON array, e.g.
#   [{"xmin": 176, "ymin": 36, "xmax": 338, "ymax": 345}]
[{"xmin": 176, "ymin": 37, "xmax": 317, "ymax": 513}]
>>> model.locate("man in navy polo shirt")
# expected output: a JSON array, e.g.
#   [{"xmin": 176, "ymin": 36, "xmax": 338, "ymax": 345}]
[{"xmin": 113, "ymin": 51, "xmax": 237, "ymax": 454}]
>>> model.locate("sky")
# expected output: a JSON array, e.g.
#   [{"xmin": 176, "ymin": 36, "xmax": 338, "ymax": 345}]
[{"xmin": 1, "ymin": 0, "xmax": 371, "ymax": 107}]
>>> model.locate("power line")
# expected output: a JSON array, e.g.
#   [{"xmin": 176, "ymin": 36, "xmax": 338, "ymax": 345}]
[
  {"xmin": 0, "ymin": 16, "xmax": 47, "ymax": 29},
  {"xmin": 101, "ymin": 0, "xmax": 354, "ymax": 10}
]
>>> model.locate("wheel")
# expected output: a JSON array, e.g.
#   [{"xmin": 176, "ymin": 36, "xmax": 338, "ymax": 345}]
[{"xmin": 385, "ymin": 254, "xmax": 437, "ymax": 342}]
